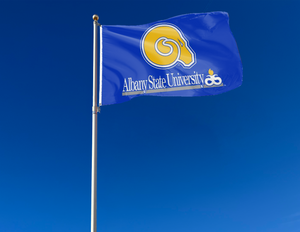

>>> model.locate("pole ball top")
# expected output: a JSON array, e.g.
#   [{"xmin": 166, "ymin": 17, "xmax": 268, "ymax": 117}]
[{"xmin": 93, "ymin": 15, "xmax": 99, "ymax": 21}]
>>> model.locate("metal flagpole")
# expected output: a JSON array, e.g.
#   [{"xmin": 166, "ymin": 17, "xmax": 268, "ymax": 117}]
[{"xmin": 91, "ymin": 14, "xmax": 100, "ymax": 232}]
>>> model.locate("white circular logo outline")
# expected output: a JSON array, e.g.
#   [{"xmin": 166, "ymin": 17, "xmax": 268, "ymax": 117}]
[{"xmin": 140, "ymin": 23, "xmax": 196, "ymax": 70}]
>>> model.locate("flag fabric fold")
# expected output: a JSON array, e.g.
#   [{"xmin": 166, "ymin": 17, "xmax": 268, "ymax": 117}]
[{"xmin": 101, "ymin": 12, "xmax": 242, "ymax": 105}]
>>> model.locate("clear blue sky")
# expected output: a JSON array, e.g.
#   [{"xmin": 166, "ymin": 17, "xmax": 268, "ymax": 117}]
[{"xmin": 1, "ymin": 0, "xmax": 300, "ymax": 232}]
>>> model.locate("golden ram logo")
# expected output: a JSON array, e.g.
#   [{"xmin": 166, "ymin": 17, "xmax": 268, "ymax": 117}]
[{"xmin": 141, "ymin": 24, "xmax": 196, "ymax": 69}]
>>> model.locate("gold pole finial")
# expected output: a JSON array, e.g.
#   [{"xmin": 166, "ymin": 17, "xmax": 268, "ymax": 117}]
[{"xmin": 93, "ymin": 15, "xmax": 99, "ymax": 22}]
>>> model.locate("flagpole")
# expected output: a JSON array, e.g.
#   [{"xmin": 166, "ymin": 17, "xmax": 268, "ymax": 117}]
[{"xmin": 91, "ymin": 14, "xmax": 99, "ymax": 232}]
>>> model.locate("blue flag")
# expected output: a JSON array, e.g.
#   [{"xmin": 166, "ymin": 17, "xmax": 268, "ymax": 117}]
[{"xmin": 100, "ymin": 12, "xmax": 242, "ymax": 105}]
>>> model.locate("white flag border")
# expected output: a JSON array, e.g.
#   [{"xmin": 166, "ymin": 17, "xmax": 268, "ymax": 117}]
[{"xmin": 99, "ymin": 25, "xmax": 103, "ymax": 106}]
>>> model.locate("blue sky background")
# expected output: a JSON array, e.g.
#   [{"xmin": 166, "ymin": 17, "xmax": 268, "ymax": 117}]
[{"xmin": 1, "ymin": 0, "xmax": 300, "ymax": 232}]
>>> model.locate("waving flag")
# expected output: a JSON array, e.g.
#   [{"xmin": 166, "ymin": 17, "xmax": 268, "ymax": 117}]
[{"xmin": 100, "ymin": 12, "xmax": 243, "ymax": 105}]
